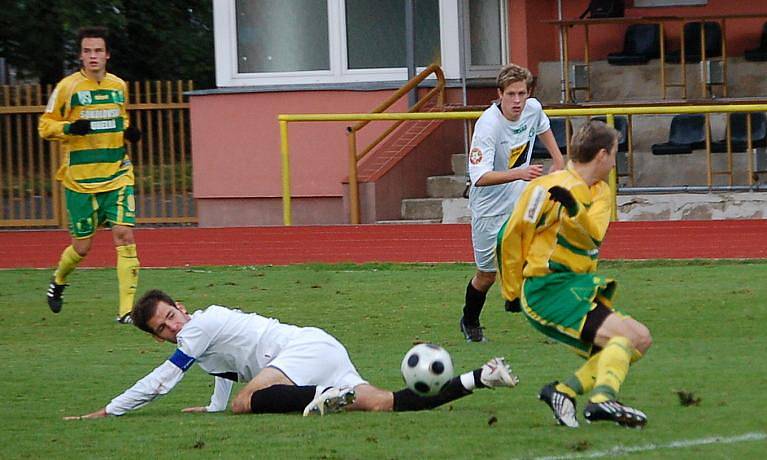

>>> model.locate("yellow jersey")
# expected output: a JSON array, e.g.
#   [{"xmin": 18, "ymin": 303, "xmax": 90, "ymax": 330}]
[
  {"xmin": 39, "ymin": 70, "xmax": 133, "ymax": 193},
  {"xmin": 497, "ymin": 165, "xmax": 612, "ymax": 301}
]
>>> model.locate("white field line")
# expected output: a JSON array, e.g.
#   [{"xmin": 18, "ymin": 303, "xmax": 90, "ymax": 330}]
[{"xmin": 530, "ymin": 432, "xmax": 766, "ymax": 460}]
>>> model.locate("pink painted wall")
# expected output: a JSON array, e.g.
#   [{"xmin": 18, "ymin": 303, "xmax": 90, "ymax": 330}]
[
  {"xmin": 191, "ymin": 91, "xmax": 408, "ymax": 200},
  {"xmin": 528, "ymin": 0, "xmax": 767, "ymax": 65}
]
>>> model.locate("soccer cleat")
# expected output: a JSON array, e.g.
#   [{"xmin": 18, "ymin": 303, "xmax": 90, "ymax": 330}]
[
  {"xmin": 47, "ymin": 279, "xmax": 67, "ymax": 313},
  {"xmin": 480, "ymin": 357, "xmax": 519, "ymax": 388},
  {"xmin": 302, "ymin": 387, "xmax": 356, "ymax": 416},
  {"xmin": 583, "ymin": 400, "xmax": 647, "ymax": 428},
  {"xmin": 504, "ymin": 298, "xmax": 521, "ymax": 313},
  {"xmin": 116, "ymin": 313, "xmax": 134, "ymax": 325},
  {"xmin": 538, "ymin": 381, "xmax": 580, "ymax": 428},
  {"xmin": 460, "ymin": 316, "xmax": 487, "ymax": 342}
]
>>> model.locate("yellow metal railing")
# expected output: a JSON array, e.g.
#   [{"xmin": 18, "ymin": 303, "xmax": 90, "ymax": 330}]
[{"xmin": 278, "ymin": 103, "xmax": 767, "ymax": 226}]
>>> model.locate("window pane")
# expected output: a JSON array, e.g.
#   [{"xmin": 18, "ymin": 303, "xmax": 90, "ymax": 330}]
[
  {"xmin": 236, "ymin": 0, "xmax": 329, "ymax": 73},
  {"xmin": 469, "ymin": 0, "xmax": 502, "ymax": 66},
  {"xmin": 345, "ymin": 0, "xmax": 440, "ymax": 70}
]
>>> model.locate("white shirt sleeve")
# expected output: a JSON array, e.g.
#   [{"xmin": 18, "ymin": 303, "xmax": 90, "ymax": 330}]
[
  {"xmin": 105, "ymin": 360, "xmax": 186, "ymax": 416},
  {"xmin": 468, "ymin": 118, "xmax": 498, "ymax": 186},
  {"xmin": 205, "ymin": 377, "xmax": 234, "ymax": 412},
  {"xmin": 533, "ymin": 99, "xmax": 551, "ymax": 134}
]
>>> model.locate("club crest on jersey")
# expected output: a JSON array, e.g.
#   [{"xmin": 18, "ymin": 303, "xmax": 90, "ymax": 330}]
[
  {"xmin": 469, "ymin": 147, "xmax": 483, "ymax": 164},
  {"xmin": 77, "ymin": 91, "xmax": 92, "ymax": 105}
]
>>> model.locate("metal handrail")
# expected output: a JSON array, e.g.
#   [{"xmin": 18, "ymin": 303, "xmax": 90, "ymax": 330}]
[
  {"xmin": 278, "ymin": 103, "xmax": 767, "ymax": 226},
  {"xmin": 344, "ymin": 64, "xmax": 445, "ymax": 224}
]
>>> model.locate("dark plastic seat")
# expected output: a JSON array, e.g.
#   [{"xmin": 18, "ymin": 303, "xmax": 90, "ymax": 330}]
[
  {"xmin": 607, "ymin": 24, "xmax": 661, "ymax": 66},
  {"xmin": 745, "ymin": 22, "xmax": 767, "ymax": 62},
  {"xmin": 711, "ymin": 113, "xmax": 767, "ymax": 153},
  {"xmin": 667, "ymin": 22, "xmax": 722, "ymax": 64},
  {"xmin": 651, "ymin": 114, "xmax": 706, "ymax": 155},
  {"xmin": 592, "ymin": 116, "xmax": 629, "ymax": 152},
  {"xmin": 532, "ymin": 118, "xmax": 568, "ymax": 159}
]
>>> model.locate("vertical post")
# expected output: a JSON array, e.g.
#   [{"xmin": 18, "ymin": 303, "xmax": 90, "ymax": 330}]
[
  {"xmin": 659, "ymin": 22, "xmax": 666, "ymax": 99},
  {"xmin": 563, "ymin": 26, "xmax": 571, "ymax": 103},
  {"xmin": 584, "ymin": 25, "xmax": 591, "ymax": 101},
  {"xmin": 721, "ymin": 20, "xmax": 728, "ymax": 97},
  {"xmin": 747, "ymin": 113, "xmax": 754, "ymax": 186},
  {"xmin": 348, "ymin": 130, "xmax": 360, "ymax": 224},
  {"xmin": 405, "ymin": 0, "xmax": 416, "ymax": 108},
  {"xmin": 279, "ymin": 120, "xmax": 292, "ymax": 226},
  {"xmin": 606, "ymin": 114, "xmax": 618, "ymax": 221},
  {"xmin": 705, "ymin": 113, "xmax": 712, "ymax": 188}
]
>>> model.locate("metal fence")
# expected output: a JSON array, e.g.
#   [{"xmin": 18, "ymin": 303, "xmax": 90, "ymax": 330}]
[{"xmin": 0, "ymin": 80, "xmax": 196, "ymax": 228}]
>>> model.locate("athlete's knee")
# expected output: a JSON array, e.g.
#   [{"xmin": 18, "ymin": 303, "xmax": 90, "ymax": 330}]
[
  {"xmin": 632, "ymin": 323, "xmax": 652, "ymax": 354},
  {"xmin": 231, "ymin": 391, "xmax": 254, "ymax": 414},
  {"xmin": 472, "ymin": 271, "xmax": 496, "ymax": 291}
]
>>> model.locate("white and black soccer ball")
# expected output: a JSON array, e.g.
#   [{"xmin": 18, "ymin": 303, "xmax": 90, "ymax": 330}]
[{"xmin": 400, "ymin": 343, "xmax": 454, "ymax": 397}]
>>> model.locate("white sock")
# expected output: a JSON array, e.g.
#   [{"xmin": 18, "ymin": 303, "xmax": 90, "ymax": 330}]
[{"xmin": 460, "ymin": 371, "xmax": 477, "ymax": 391}]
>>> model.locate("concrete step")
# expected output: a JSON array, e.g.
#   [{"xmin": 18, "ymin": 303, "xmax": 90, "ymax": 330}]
[
  {"xmin": 401, "ymin": 198, "xmax": 444, "ymax": 220},
  {"xmin": 452, "ymin": 153, "xmax": 468, "ymax": 176},
  {"xmin": 427, "ymin": 175, "xmax": 468, "ymax": 198}
]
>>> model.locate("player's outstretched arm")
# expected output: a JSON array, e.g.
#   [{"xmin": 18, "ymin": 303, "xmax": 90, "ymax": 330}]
[{"xmin": 63, "ymin": 407, "xmax": 108, "ymax": 420}]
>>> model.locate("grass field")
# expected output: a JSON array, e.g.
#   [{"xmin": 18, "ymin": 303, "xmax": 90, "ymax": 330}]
[{"xmin": 1, "ymin": 261, "xmax": 766, "ymax": 459}]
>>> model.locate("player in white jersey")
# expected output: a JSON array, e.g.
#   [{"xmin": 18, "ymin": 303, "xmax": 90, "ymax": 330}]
[
  {"xmin": 63, "ymin": 289, "xmax": 519, "ymax": 419},
  {"xmin": 460, "ymin": 64, "xmax": 565, "ymax": 342}
]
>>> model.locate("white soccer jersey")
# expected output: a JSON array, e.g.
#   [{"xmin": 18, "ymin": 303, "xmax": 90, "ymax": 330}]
[
  {"xmin": 468, "ymin": 98, "xmax": 550, "ymax": 218},
  {"xmin": 105, "ymin": 305, "xmax": 362, "ymax": 415}
]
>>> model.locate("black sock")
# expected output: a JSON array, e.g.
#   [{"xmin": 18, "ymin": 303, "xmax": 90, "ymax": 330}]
[
  {"xmin": 393, "ymin": 377, "xmax": 472, "ymax": 412},
  {"xmin": 249, "ymin": 385, "xmax": 317, "ymax": 413},
  {"xmin": 462, "ymin": 280, "xmax": 486, "ymax": 326}
]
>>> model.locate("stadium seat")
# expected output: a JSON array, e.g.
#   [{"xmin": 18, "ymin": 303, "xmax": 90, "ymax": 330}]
[
  {"xmin": 592, "ymin": 115, "xmax": 629, "ymax": 152},
  {"xmin": 711, "ymin": 113, "xmax": 767, "ymax": 153},
  {"xmin": 744, "ymin": 22, "xmax": 767, "ymax": 62},
  {"xmin": 532, "ymin": 118, "xmax": 569, "ymax": 159},
  {"xmin": 607, "ymin": 24, "xmax": 661, "ymax": 66},
  {"xmin": 651, "ymin": 114, "xmax": 706, "ymax": 155},
  {"xmin": 666, "ymin": 22, "xmax": 722, "ymax": 64}
]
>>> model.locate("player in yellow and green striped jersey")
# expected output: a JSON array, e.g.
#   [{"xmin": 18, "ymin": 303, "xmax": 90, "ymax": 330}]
[
  {"xmin": 38, "ymin": 26, "xmax": 141, "ymax": 324},
  {"xmin": 497, "ymin": 120, "xmax": 652, "ymax": 428}
]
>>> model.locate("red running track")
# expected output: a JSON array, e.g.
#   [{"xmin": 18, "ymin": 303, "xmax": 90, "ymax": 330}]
[{"xmin": 0, "ymin": 220, "xmax": 765, "ymax": 269}]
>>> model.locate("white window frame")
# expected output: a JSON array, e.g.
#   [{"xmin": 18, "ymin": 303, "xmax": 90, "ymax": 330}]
[
  {"xmin": 214, "ymin": 0, "xmax": 460, "ymax": 87},
  {"xmin": 462, "ymin": 0, "xmax": 508, "ymax": 79}
]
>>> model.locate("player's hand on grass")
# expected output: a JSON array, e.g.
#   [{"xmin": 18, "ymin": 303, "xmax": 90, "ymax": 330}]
[
  {"xmin": 518, "ymin": 164, "xmax": 544, "ymax": 181},
  {"xmin": 63, "ymin": 407, "xmax": 108, "ymax": 420},
  {"xmin": 65, "ymin": 119, "xmax": 91, "ymax": 136},
  {"xmin": 548, "ymin": 186, "xmax": 579, "ymax": 217},
  {"xmin": 124, "ymin": 126, "xmax": 142, "ymax": 143},
  {"xmin": 181, "ymin": 406, "xmax": 208, "ymax": 413}
]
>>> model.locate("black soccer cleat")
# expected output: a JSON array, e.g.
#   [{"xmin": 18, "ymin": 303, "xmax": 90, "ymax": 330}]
[
  {"xmin": 47, "ymin": 278, "xmax": 67, "ymax": 313},
  {"xmin": 116, "ymin": 313, "xmax": 134, "ymax": 325},
  {"xmin": 538, "ymin": 381, "xmax": 579, "ymax": 428},
  {"xmin": 584, "ymin": 400, "xmax": 647, "ymax": 429},
  {"xmin": 460, "ymin": 316, "xmax": 487, "ymax": 342}
]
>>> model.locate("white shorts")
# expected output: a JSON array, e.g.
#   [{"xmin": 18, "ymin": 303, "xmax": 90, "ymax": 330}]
[
  {"xmin": 267, "ymin": 327, "xmax": 367, "ymax": 389},
  {"xmin": 471, "ymin": 214, "xmax": 509, "ymax": 272}
]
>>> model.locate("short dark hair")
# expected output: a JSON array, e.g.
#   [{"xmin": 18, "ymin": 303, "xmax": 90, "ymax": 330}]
[
  {"xmin": 132, "ymin": 289, "xmax": 177, "ymax": 334},
  {"xmin": 569, "ymin": 120, "xmax": 619, "ymax": 163},
  {"xmin": 77, "ymin": 26, "xmax": 110, "ymax": 52}
]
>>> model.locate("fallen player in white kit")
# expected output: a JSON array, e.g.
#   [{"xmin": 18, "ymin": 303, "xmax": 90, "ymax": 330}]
[{"xmin": 64, "ymin": 289, "xmax": 519, "ymax": 419}]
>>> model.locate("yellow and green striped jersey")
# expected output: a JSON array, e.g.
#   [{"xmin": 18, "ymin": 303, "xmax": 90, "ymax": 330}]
[
  {"xmin": 497, "ymin": 165, "xmax": 612, "ymax": 301},
  {"xmin": 38, "ymin": 70, "xmax": 133, "ymax": 193}
]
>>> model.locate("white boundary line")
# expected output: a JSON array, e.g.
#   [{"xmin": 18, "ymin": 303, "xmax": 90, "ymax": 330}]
[{"xmin": 530, "ymin": 432, "xmax": 766, "ymax": 460}]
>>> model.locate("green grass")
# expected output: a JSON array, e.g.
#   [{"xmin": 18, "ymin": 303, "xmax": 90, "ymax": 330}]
[{"xmin": 1, "ymin": 261, "xmax": 766, "ymax": 459}]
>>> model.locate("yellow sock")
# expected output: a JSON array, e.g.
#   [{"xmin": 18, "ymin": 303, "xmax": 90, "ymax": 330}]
[
  {"xmin": 116, "ymin": 244, "xmax": 140, "ymax": 317},
  {"xmin": 561, "ymin": 352, "xmax": 600, "ymax": 397},
  {"xmin": 590, "ymin": 336, "xmax": 634, "ymax": 403},
  {"xmin": 54, "ymin": 245, "xmax": 83, "ymax": 284}
]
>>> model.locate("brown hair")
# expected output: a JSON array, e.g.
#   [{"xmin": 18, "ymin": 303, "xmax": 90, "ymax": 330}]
[
  {"xmin": 496, "ymin": 63, "xmax": 534, "ymax": 92},
  {"xmin": 131, "ymin": 289, "xmax": 177, "ymax": 334},
  {"xmin": 77, "ymin": 26, "xmax": 111, "ymax": 52},
  {"xmin": 569, "ymin": 120, "xmax": 619, "ymax": 163}
]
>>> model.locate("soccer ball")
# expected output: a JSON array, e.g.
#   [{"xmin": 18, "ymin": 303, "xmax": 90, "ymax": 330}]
[{"xmin": 400, "ymin": 343, "xmax": 454, "ymax": 397}]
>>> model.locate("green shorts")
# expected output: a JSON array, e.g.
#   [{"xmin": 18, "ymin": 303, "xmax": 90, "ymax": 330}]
[
  {"xmin": 521, "ymin": 272, "xmax": 618, "ymax": 356},
  {"xmin": 65, "ymin": 186, "xmax": 136, "ymax": 239}
]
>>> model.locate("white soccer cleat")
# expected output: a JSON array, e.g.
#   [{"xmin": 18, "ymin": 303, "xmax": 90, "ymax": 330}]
[
  {"xmin": 480, "ymin": 357, "xmax": 519, "ymax": 388},
  {"xmin": 302, "ymin": 387, "xmax": 356, "ymax": 416}
]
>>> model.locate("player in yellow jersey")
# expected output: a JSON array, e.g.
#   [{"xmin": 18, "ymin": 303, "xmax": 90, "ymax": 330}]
[
  {"xmin": 497, "ymin": 120, "xmax": 652, "ymax": 428},
  {"xmin": 39, "ymin": 27, "xmax": 141, "ymax": 324}
]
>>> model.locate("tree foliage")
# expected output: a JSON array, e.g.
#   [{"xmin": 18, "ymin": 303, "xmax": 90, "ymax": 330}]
[{"xmin": 0, "ymin": 0, "xmax": 214, "ymax": 87}]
